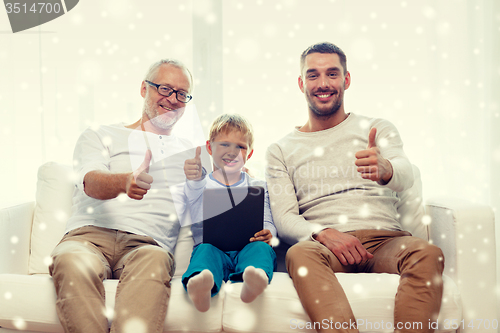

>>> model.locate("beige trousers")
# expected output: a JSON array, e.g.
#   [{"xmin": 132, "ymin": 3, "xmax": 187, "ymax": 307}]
[
  {"xmin": 49, "ymin": 226, "xmax": 175, "ymax": 333},
  {"xmin": 286, "ymin": 230, "xmax": 444, "ymax": 333}
]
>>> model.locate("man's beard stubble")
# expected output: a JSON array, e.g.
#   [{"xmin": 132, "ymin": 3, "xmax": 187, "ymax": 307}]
[{"xmin": 308, "ymin": 90, "xmax": 343, "ymax": 120}]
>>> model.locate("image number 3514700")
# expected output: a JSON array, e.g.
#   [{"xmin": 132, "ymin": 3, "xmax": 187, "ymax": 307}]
[{"xmin": 3, "ymin": 0, "xmax": 79, "ymax": 33}]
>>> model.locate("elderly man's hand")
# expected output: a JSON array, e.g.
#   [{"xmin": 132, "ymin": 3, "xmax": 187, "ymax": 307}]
[
  {"xmin": 126, "ymin": 150, "xmax": 153, "ymax": 200},
  {"xmin": 184, "ymin": 146, "xmax": 203, "ymax": 181}
]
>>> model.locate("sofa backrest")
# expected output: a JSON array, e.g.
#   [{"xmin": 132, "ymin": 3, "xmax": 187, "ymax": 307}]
[
  {"xmin": 27, "ymin": 162, "xmax": 427, "ymax": 276},
  {"xmin": 396, "ymin": 165, "xmax": 427, "ymax": 239}
]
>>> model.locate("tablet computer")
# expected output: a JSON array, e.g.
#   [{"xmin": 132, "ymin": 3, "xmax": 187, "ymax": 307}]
[{"xmin": 202, "ymin": 186, "xmax": 265, "ymax": 252}]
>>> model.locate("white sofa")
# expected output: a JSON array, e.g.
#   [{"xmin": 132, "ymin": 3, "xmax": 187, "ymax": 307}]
[{"xmin": 0, "ymin": 162, "xmax": 497, "ymax": 333}]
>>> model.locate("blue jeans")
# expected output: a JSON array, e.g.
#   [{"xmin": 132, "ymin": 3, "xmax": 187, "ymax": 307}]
[{"xmin": 182, "ymin": 242, "xmax": 277, "ymax": 296}]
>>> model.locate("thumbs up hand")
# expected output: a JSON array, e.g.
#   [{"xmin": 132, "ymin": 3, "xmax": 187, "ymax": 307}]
[
  {"xmin": 354, "ymin": 128, "xmax": 393, "ymax": 183},
  {"xmin": 126, "ymin": 150, "xmax": 154, "ymax": 200},
  {"xmin": 184, "ymin": 146, "xmax": 203, "ymax": 181},
  {"xmin": 367, "ymin": 126, "xmax": 377, "ymax": 149}
]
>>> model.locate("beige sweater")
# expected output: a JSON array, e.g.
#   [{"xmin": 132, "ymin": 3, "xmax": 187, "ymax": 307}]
[{"xmin": 265, "ymin": 113, "xmax": 414, "ymax": 245}]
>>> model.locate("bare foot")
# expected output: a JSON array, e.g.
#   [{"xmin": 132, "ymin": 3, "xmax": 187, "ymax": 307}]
[
  {"xmin": 240, "ymin": 266, "xmax": 268, "ymax": 303},
  {"xmin": 187, "ymin": 270, "xmax": 214, "ymax": 312}
]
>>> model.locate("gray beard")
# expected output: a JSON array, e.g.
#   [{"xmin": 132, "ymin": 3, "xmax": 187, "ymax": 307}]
[
  {"xmin": 144, "ymin": 101, "xmax": 179, "ymax": 130},
  {"xmin": 148, "ymin": 113, "xmax": 177, "ymax": 130}
]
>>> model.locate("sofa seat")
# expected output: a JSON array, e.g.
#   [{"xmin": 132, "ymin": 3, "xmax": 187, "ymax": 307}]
[
  {"xmin": 0, "ymin": 274, "xmax": 224, "ymax": 333},
  {"xmin": 223, "ymin": 273, "xmax": 461, "ymax": 333},
  {"xmin": 0, "ymin": 272, "xmax": 461, "ymax": 333}
]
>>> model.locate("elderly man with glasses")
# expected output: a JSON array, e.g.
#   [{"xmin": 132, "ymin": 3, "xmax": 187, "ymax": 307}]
[{"xmin": 48, "ymin": 59, "xmax": 197, "ymax": 333}]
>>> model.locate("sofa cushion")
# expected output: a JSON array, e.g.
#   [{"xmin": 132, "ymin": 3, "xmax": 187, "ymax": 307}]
[
  {"xmin": 0, "ymin": 274, "xmax": 224, "ymax": 332},
  {"xmin": 0, "ymin": 272, "xmax": 461, "ymax": 333},
  {"xmin": 222, "ymin": 273, "xmax": 461, "ymax": 333},
  {"xmin": 29, "ymin": 163, "xmax": 75, "ymax": 274},
  {"xmin": 395, "ymin": 165, "xmax": 427, "ymax": 240}
]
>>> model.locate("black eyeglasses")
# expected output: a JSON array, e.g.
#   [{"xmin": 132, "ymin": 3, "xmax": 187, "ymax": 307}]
[{"xmin": 145, "ymin": 80, "xmax": 192, "ymax": 103}]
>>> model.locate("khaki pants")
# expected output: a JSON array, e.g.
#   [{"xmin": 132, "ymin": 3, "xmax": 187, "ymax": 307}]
[
  {"xmin": 286, "ymin": 230, "xmax": 444, "ymax": 333},
  {"xmin": 49, "ymin": 226, "xmax": 175, "ymax": 333}
]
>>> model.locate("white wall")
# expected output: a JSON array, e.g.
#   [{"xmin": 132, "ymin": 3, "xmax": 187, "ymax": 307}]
[
  {"xmin": 1, "ymin": 0, "xmax": 499, "ymax": 312},
  {"xmin": 1, "ymin": 0, "xmax": 498, "ymax": 206}
]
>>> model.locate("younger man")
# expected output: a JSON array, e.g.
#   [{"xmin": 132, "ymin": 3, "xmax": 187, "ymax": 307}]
[
  {"xmin": 182, "ymin": 114, "xmax": 277, "ymax": 312},
  {"xmin": 266, "ymin": 42, "xmax": 443, "ymax": 333}
]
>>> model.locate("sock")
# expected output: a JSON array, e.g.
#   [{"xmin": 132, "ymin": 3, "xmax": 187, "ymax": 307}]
[
  {"xmin": 240, "ymin": 266, "xmax": 268, "ymax": 303},
  {"xmin": 187, "ymin": 269, "xmax": 214, "ymax": 312}
]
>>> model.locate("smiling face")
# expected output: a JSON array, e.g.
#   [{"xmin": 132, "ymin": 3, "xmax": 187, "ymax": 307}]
[
  {"xmin": 299, "ymin": 52, "xmax": 350, "ymax": 120},
  {"xmin": 141, "ymin": 64, "xmax": 191, "ymax": 134},
  {"xmin": 207, "ymin": 129, "xmax": 253, "ymax": 183}
]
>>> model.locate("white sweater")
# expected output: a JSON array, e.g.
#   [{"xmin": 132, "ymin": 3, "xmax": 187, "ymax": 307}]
[
  {"xmin": 67, "ymin": 124, "xmax": 194, "ymax": 253},
  {"xmin": 265, "ymin": 113, "xmax": 414, "ymax": 245}
]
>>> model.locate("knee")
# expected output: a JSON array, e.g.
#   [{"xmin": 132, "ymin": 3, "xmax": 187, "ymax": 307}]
[
  {"xmin": 245, "ymin": 241, "xmax": 276, "ymax": 264},
  {"xmin": 134, "ymin": 246, "xmax": 173, "ymax": 266},
  {"xmin": 407, "ymin": 242, "xmax": 445, "ymax": 274},
  {"xmin": 194, "ymin": 243, "xmax": 218, "ymax": 253},
  {"xmin": 286, "ymin": 242, "xmax": 321, "ymax": 261},
  {"xmin": 128, "ymin": 246, "xmax": 175, "ymax": 278},
  {"xmin": 50, "ymin": 252, "xmax": 107, "ymax": 291},
  {"xmin": 52, "ymin": 251, "xmax": 104, "ymax": 277},
  {"xmin": 246, "ymin": 240, "xmax": 273, "ymax": 253},
  {"xmin": 286, "ymin": 241, "xmax": 323, "ymax": 271},
  {"xmin": 423, "ymin": 244, "xmax": 445, "ymax": 270}
]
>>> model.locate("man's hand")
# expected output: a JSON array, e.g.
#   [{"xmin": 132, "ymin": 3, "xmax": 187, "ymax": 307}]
[
  {"xmin": 250, "ymin": 229, "xmax": 272, "ymax": 245},
  {"xmin": 126, "ymin": 150, "xmax": 153, "ymax": 200},
  {"xmin": 315, "ymin": 228, "xmax": 373, "ymax": 265},
  {"xmin": 355, "ymin": 127, "xmax": 393, "ymax": 184},
  {"xmin": 184, "ymin": 146, "xmax": 203, "ymax": 181}
]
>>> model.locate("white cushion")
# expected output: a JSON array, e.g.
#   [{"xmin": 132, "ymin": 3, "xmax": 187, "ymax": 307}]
[
  {"xmin": 172, "ymin": 224, "xmax": 195, "ymax": 278},
  {"xmin": 29, "ymin": 163, "xmax": 75, "ymax": 274},
  {"xmin": 222, "ymin": 272, "xmax": 461, "ymax": 333},
  {"xmin": 0, "ymin": 274, "xmax": 224, "ymax": 332},
  {"xmin": 0, "ymin": 271, "xmax": 463, "ymax": 333},
  {"xmin": 0, "ymin": 201, "xmax": 35, "ymax": 275},
  {"xmin": 396, "ymin": 165, "xmax": 427, "ymax": 240}
]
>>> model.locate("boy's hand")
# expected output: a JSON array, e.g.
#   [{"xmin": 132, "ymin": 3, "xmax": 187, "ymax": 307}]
[
  {"xmin": 184, "ymin": 146, "xmax": 203, "ymax": 180},
  {"xmin": 250, "ymin": 229, "xmax": 272, "ymax": 245}
]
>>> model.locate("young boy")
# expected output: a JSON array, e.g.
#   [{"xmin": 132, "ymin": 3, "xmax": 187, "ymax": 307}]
[{"xmin": 182, "ymin": 114, "xmax": 277, "ymax": 312}]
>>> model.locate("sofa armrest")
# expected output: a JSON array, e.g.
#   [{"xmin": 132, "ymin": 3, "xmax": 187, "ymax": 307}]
[
  {"xmin": 426, "ymin": 197, "xmax": 497, "ymax": 331},
  {"xmin": 0, "ymin": 201, "xmax": 35, "ymax": 275}
]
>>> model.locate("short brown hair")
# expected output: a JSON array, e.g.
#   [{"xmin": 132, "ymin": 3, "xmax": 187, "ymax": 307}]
[
  {"xmin": 300, "ymin": 42, "xmax": 347, "ymax": 75},
  {"xmin": 208, "ymin": 114, "xmax": 254, "ymax": 150}
]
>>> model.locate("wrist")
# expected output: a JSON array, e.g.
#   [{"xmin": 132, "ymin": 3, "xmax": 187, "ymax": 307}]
[
  {"xmin": 200, "ymin": 167, "xmax": 207, "ymax": 179},
  {"xmin": 380, "ymin": 160, "xmax": 393, "ymax": 184},
  {"xmin": 314, "ymin": 228, "xmax": 333, "ymax": 242},
  {"xmin": 123, "ymin": 172, "xmax": 133, "ymax": 193}
]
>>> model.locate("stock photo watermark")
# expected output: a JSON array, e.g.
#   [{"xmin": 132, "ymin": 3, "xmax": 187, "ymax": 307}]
[
  {"xmin": 3, "ymin": 0, "xmax": 79, "ymax": 33},
  {"xmin": 290, "ymin": 318, "xmax": 500, "ymax": 331}
]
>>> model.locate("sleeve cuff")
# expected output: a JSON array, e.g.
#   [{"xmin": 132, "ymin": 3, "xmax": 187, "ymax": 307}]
[
  {"xmin": 186, "ymin": 169, "xmax": 207, "ymax": 190},
  {"xmin": 310, "ymin": 227, "xmax": 330, "ymax": 242},
  {"xmin": 379, "ymin": 158, "xmax": 414, "ymax": 192}
]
